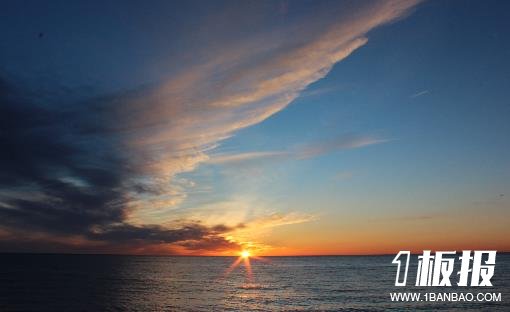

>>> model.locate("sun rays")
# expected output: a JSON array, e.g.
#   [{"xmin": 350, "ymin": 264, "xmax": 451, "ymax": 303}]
[{"xmin": 224, "ymin": 250, "xmax": 268, "ymax": 280}]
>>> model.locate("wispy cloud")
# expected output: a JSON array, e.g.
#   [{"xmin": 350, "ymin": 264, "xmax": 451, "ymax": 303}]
[
  {"xmin": 295, "ymin": 135, "xmax": 387, "ymax": 159},
  {"xmin": 410, "ymin": 90, "xmax": 430, "ymax": 98},
  {"xmin": 208, "ymin": 134, "xmax": 387, "ymax": 164},
  {"xmin": 207, "ymin": 151, "xmax": 289, "ymax": 164},
  {"xmin": 105, "ymin": 1, "xmax": 419, "ymax": 231},
  {"xmin": 244, "ymin": 212, "xmax": 316, "ymax": 229}
]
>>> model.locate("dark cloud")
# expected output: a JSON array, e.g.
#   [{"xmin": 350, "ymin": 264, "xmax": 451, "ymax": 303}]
[
  {"xmin": 179, "ymin": 236, "xmax": 240, "ymax": 252},
  {"xmin": 0, "ymin": 77, "xmax": 126, "ymax": 233},
  {"xmin": 87, "ymin": 223, "xmax": 231, "ymax": 244},
  {"xmin": 0, "ymin": 76, "xmax": 239, "ymax": 253},
  {"xmin": 0, "ymin": 222, "xmax": 240, "ymax": 254}
]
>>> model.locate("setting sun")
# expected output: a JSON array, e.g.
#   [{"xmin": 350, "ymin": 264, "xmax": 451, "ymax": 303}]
[{"xmin": 240, "ymin": 250, "xmax": 251, "ymax": 259}]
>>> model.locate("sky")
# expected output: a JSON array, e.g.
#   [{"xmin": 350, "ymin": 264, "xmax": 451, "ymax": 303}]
[{"xmin": 0, "ymin": 0, "xmax": 509, "ymax": 255}]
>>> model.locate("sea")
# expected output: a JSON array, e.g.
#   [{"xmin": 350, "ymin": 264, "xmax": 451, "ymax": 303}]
[{"xmin": 0, "ymin": 254, "xmax": 509, "ymax": 311}]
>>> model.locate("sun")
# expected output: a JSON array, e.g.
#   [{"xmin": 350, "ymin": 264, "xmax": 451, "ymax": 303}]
[{"xmin": 225, "ymin": 249, "xmax": 268, "ymax": 280}]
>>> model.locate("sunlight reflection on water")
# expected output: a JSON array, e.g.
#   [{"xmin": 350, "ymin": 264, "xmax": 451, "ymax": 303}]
[{"xmin": 0, "ymin": 254, "xmax": 509, "ymax": 311}]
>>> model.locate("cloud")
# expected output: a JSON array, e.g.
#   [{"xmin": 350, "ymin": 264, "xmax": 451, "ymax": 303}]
[
  {"xmin": 99, "ymin": 0, "xmax": 418, "ymax": 227},
  {"xmin": 0, "ymin": 223, "xmax": 242, "ymax": 254},
  {"xmin": 0, "ymin": 0, "xmax": 421, "ymax": 253},
  {"xmin": 295, "ymin": 134, "xmax": 387, "ymax": 159},
  {"xmin": 114, "ymin": 0, "xmax": 420, "ymax": 184},
  {"xmin": 0, "ymin": 78, "xmax": 243, "ymax": 253},
  {"xmin": 228, "ymin": 212, "xmax": 317, "ymax": 252},
  {"xmin": 208, "ymin": 134, "xmax": 387, "ymax": 164},
  {"xmin": 0, "ymin": 78, "xmax": 127, "ymax": 235},
  {"xmin": 410, "ymin": 90, "xmax": 430, "ymax": 98},
  {"xmin": 245, "ymin": 212, "xmax": 316, "ymax": 229},
  {"xmin": 207, "ymin": 151, "xmax": 289, "ymax": 164},
  {"xmin": 179, "ymin": 236, "xmax": 240, "ymax": 252}
]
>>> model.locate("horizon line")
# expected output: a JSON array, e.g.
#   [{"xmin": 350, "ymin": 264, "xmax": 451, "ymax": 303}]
[{"xmin": 2, "ymin": 251, "xmax": 509, "ymax": 257}]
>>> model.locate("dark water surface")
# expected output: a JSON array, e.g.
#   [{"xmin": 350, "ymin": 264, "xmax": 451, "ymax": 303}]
[{"xmin": 0, "ymin": 254, "xmax": 509, "ymax": 311}]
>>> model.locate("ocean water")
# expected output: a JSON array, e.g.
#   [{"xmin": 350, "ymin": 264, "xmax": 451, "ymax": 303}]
[{"xmin": 0, "ymin": 254, "xmax": 509, "ymax": 311}]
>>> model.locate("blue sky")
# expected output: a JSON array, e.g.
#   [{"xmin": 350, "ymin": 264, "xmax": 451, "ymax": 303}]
[
  {"xmin": 192, "ymin": 0, "xmax": 510, "ymax": 225},
  {"xmin": 0, "ymin": 0, "xmax": 508, "ymax": 254}
]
